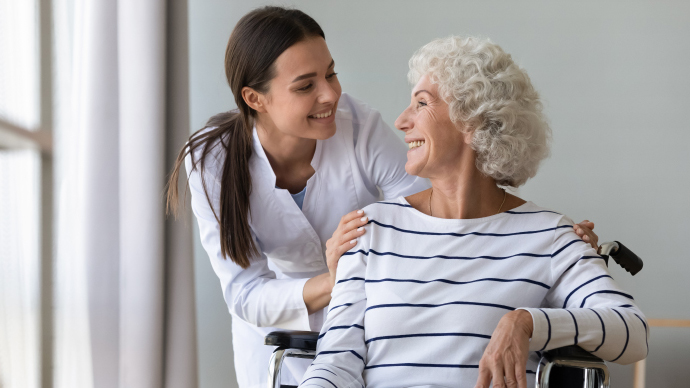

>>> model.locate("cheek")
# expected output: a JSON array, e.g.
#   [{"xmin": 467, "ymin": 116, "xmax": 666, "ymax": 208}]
[{"xmin": 333, "ymin": 80, "xmax": 343, "ymax": 97}]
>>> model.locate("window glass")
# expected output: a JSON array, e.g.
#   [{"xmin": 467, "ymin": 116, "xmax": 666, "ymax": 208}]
[
  {"xmin": 0, "ymin": 0, "xmax": 40, "ymax": 130},
  {"xmin": 0, "ymin": 149, "xmax": 41, "ymax": 388}
]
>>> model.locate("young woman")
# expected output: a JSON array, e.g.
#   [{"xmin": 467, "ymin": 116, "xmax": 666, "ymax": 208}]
[{"xmin": 167, "ymin": 7, "xmax": 598, "ymax": 387}]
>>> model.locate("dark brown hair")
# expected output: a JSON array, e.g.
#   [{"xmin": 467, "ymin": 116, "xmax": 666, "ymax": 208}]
[{"xmin": 167, "ymin": 7, "xmax": 325, "ymax": 268}]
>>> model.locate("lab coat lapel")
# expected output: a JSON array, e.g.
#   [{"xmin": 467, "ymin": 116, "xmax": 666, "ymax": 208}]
[{"xmin": 248, "ymin": 128, "xmax": 325, "ymax": 273}]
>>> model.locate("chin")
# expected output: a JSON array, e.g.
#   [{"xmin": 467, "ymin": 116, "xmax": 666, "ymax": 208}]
[
  {"xmin": 318, "ymin": 124, "xmax": 337, "ymax": 140},
  {"xmin": 404, "ymin": 161, "xmax": 423, "ymax": 177}
]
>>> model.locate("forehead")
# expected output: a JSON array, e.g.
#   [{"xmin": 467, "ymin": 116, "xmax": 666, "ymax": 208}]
[
  {"xmin": 411, "ymin": 74, "xmax": 438, "ymax": 96},
  {"xmin": 273, "ymin": 37, "xmax": 333, "ymax": 80}
]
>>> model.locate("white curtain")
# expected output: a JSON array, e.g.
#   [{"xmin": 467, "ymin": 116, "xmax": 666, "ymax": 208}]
[{"xmin": 53, "ymin": 0, "xmax": 197, "ymax": 387}]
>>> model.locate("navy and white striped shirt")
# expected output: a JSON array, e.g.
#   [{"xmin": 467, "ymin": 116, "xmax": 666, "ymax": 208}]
[{"xmin": 299, "ymin": 198, "xmax": 648, "ymax": 388}]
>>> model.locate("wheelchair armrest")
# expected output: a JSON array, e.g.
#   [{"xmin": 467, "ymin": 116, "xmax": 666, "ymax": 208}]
[
  {"xmin": 543, "ymin": 345, "xmax": 603, "ymax": 362},
  {"xmin": 264, "ymin": 331, "xmax": 320, "ymax": 351}
]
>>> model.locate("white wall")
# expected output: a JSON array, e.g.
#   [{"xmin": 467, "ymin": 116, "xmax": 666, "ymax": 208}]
[{"xmin": 189, "ymin": 1, "xmax": 690, "ymax": 386}]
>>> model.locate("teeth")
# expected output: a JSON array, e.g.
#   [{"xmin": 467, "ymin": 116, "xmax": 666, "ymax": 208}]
[
  {"xmin": 408, "ymin": 140, "xmax": 425, "ymax": 149},
  {"xmin": 310, "ymin": 110, "xmax": 332, "ymax": 119}
]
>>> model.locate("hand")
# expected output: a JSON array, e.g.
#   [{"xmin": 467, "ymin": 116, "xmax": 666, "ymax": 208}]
[
  {"xmin": 573, "ymin": 220, "xmax": 599, "ymax": 251},
  {"xmin": 324, "ymin": 209, "xmax": 368, "ymax": 287},
  {"xmin": 475, "ymin": 310, "xmax": 533, "ymax": 388}
]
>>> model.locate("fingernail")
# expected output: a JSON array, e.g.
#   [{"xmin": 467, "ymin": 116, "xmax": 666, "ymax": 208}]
[
  {"xmin": 361, "ymin": 217, "xmax": 368, "ymax": 222},
  {"xmin": 357, "ymin": 210, "xmax": 364, "ymax": 214},
  {"xmin": 357, "ymin": 227, "xmax": 364, "ymax": 232},
  {"xmin": 350, "ymin": 239, "xmax": 357, "ymax": 244}
]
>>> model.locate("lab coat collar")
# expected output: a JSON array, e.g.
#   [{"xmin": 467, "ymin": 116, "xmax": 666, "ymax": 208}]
[{"xmin": 250, "ymin": 125, "xmax": 324, "ymax": 189}]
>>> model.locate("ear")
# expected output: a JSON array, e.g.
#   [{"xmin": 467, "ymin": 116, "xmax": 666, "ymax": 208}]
[
  {"xmin": 241, "ymin": 86, "xmax": 267, "ymax": 113},
  {"xmin": 458, "ymin": 121, "xmax": 474, "ymax": 145},
  {"xmin": 462, "ymin": 129, "xmax": 474, "ymax": 145}
]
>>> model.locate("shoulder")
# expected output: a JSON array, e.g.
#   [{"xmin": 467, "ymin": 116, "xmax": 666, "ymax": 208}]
[
  {"xmin": 362, "ymin": 197, "xmax": 414, "ymax": 224},
  {"xmin": 336, "ymin": 92, "xmax": 379, "ymax": 125},
  {"xmin": 505, "ymin": 201, "xmax": 569, "ymax": 227},
  {"xmin": 335, "ymin": 93, "xmax": 388, "ymax": 141}
]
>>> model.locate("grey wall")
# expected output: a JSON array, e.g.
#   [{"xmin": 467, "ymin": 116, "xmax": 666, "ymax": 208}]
[{"xmin": 189, "ymin": 1, "xmax": 690, "ymax": 387}]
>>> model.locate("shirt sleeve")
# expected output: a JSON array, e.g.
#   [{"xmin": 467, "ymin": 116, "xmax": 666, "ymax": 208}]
[
  {"xmin": 519, "ymin": 216, "xmax": 648, "ymax": 365},
  {"xmin": 299, "ymin": 243, "xmax": 369, "ymax": 388},
  {"xmin": 352, "ymin": 99, "xmax": 431, "ymax": 200},
  {"xmin": 186, "ymin": 149, "xmax": 311, "ymax": 330}
]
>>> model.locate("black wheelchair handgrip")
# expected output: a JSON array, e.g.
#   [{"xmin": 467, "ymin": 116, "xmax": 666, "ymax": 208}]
[
  {"xmin": 265, "ymin": 331, "xmax": 319, "ymax": 350},
  {"xmin": 610, "ymin": 241, "xmax": 643, "ymax": 276}
]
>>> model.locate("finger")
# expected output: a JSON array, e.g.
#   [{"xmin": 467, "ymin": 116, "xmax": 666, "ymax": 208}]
[
  {"xmin": 515, "ymin": 364, "xmax": 527, "ymax": 388},
  {"xmin": 337, "ymin": 239, "xmax": 358, "ymax": 256},
  {"xmin": 339, "ymin": 209, "xmax": 365, "ymax": 227},
  {"xmin": 578, "ymin": 220, "xmax": 595, "ymax": 230},
  {"xmin": 490, "ymin": 360, "xmax": 505, "ymax": 388},
  {"xmin": 474, "ymin": 363, "xmax": 492, "ymax": 388},
  {"xmin": 328, "ymin": 241, "xmax": 358, "ymax": 269},
  {"xmin": 340, "ymin": 226, "xmax": 366, "ymax": 243},
  {"xmin": 573, "ymin": 225, "xmax": 584, "ymax": 236},
  {"xmin": 503, "ymin": 357, "xmax": 517, "ymax": 388},
  {"xmin": 342, "ymin": 215, "xmax": 369, "ymax": 235},
  {"xmin": 580, "ymin": 229, "xmax": 598, "ymax": 250}
]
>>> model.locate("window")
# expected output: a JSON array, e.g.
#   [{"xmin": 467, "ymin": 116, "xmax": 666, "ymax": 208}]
[{"xmin": 0, "ymin": 0, "xmax": 53, "ymax": 387}]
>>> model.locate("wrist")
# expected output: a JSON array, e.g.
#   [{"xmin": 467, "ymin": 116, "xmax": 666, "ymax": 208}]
[
  {"xmin": 321, "ymin": 272, "xmax": 334, "ymax": 295},
  {"xmin": 514, "ymin": 309, "xmax": 534, "ymax": 337}
]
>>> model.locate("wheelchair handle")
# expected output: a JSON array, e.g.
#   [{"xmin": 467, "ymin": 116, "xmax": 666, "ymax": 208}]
[
  {"xmin": 599, "ymin": 241, "xmax": 643, "ymax": 276},
  {"xmin": 536, "ymin": 350, "xmax": 610, "ymax": 388}
]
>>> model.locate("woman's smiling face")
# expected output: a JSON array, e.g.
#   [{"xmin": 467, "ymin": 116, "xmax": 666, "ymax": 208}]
[
  {"xmin": 255, "ymin": 36, "xmax": 342, "ymax": 140},
  {"xmin": 395, "ymin": 74, "xmax": 471, "ymax": 178}
]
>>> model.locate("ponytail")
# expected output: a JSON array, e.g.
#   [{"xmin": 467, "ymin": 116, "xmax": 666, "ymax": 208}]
[{"xmin": 166, "ymin": 6, "xmax": 325, "ymax": 268}]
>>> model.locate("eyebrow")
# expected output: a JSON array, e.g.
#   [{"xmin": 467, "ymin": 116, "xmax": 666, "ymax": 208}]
[
  {"xmin": 414, "ymin": 89, "xmax": 432, "ymax": 97},
  {"xmin": 291, "ymin": 59, "xmax": 335, "ymax": 83}
]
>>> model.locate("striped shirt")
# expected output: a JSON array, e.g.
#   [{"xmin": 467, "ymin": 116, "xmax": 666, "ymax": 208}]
[{"xmin": 299, "ymin": 198, "xmax": 648, "ymax": 388}]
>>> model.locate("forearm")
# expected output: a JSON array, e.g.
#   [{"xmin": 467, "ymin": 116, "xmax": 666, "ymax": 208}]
[
  {"xmin": 303, "ymin": 272, "xmax": 333, "ymax": 314},
  {"xmin": 522, "ymin": 306, "xmax": 648, "ymax": 364}
]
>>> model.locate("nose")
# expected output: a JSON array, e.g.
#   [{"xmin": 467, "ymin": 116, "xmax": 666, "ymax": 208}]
[
  {"xmin": 317, "ymin": 78, "xmax": 341, "ymax": 105},
  {"xmin": 395, "ymin": 105, "xmax": 413, "ymax": 133}
]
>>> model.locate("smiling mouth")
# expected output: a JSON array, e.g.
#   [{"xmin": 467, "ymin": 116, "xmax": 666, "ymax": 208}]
[
  {"xmin": 408, "ymin": 140, "xmax": 425, "ymax": 149},
  {"xmin": 308, "ymin": 110, "xmax": 333, "ymax": 119}
]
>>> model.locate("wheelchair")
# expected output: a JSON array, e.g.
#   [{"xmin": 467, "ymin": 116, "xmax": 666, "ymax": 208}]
[{"xmin": 265, "ymin": 241, "xmax": 643, "ymax": 388}]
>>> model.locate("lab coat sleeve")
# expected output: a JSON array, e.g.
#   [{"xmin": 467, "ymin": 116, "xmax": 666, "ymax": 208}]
[
  {"xmin": 352, "ymin": 99, "xmax": 431, "ymax": 200},
  {"xmin": 186, "ymin": 149, "xmax": 311, "ymax": 330},
  {"xmin": 299, "ymin": 237, "xmax": 369, "ymax": 388},
  {"xmin": 519, "ymin": 216, "xmax": 648, "ymax": 365}
]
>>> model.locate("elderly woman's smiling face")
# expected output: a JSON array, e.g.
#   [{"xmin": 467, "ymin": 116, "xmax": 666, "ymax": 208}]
[{"xmin": 395, "ymin": 74, "xmax": 472, "ymax": 178}]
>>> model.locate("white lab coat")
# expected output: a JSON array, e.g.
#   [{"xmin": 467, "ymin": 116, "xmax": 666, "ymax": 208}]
[{"xmin": 186, "ymin": 93, "xmax": 430, "ymax": 387}]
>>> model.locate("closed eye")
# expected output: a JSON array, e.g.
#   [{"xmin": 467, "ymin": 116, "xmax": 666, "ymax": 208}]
[{"xmin": 297, "ymin": 83, "xmax": 313, "ymax": 91}]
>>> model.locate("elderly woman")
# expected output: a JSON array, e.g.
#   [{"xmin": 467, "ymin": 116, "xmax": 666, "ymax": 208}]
[{"xmin": 299, "ymin": 37, "xmax": 647, "ymax": 388}]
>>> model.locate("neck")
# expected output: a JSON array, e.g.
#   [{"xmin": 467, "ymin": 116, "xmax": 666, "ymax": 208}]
[
  {"xmin": 256, "ymin": 117, "xmax": 316, "ymax": 172},
  {"xmin": 429, "ymin": 168, "xmax": 506, "ymax": 219},
  {"xmin": 425, "ymin": 148, "xmax": 518, "ymax": 219},
  {"xmin": 255, "ymin": 116, "xmax": 317, "ymax": 193}
]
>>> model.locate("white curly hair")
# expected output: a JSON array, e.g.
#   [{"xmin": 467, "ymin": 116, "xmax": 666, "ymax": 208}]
[{"xmin": 408, "ymin": 36, "xmax": 551, "ymax": 187}]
